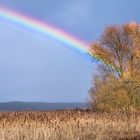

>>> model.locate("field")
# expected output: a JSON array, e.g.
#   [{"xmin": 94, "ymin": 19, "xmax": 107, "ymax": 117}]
[{"xmin": 0, "ymin": 110, "xmax": 140, "ymax": 140}]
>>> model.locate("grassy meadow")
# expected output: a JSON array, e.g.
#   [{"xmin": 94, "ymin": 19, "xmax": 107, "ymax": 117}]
[{"xmin": 0, "ymin": 110, "xmax": 140, "ymax": 140}]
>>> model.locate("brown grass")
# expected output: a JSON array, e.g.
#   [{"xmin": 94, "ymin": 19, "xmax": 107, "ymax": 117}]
[{"xmin": 0, "ymin": 110, "xmax": 140, "ymax": 140}]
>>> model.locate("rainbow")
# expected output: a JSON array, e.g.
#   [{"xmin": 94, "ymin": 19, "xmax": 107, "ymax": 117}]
[{"xmin": 0, "ymin": 7, "xmax": 90, "ymax": 58}]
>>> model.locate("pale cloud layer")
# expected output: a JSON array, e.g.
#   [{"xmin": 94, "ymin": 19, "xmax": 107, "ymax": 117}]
[{"xmin": 50, "ymin": 0, "xmax": 93, "ymax": 26}]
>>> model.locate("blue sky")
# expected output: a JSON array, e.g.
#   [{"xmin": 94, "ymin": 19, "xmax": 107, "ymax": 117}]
[{"xmin": 0, "ymin": 0, "xmax": 140, "ymax": 102}]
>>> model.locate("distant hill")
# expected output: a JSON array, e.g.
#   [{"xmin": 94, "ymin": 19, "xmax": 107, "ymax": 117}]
[{"xmin": 0, "ymin": 102, "xmax": 89, "ymax": 111}]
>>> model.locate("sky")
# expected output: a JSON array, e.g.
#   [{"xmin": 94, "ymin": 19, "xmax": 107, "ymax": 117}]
[{"xmin": 0, "ymin": 0, "xmax": 140, "ymax": 102}]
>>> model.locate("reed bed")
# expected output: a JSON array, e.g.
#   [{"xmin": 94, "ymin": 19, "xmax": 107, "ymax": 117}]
[{"xmin": 0, "ymin": 110, "xmax": 139, "ymax": 140}]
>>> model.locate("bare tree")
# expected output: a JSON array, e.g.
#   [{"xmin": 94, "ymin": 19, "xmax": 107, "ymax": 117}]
[{"xmin": 90, "ymin": 22, "xmax": 140, "ymax": 111}]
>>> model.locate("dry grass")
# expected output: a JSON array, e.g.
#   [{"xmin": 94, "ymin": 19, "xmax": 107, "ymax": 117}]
[{"xmin": 0, "ymin": 110, "xmax": 140, "ymax": 140}]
